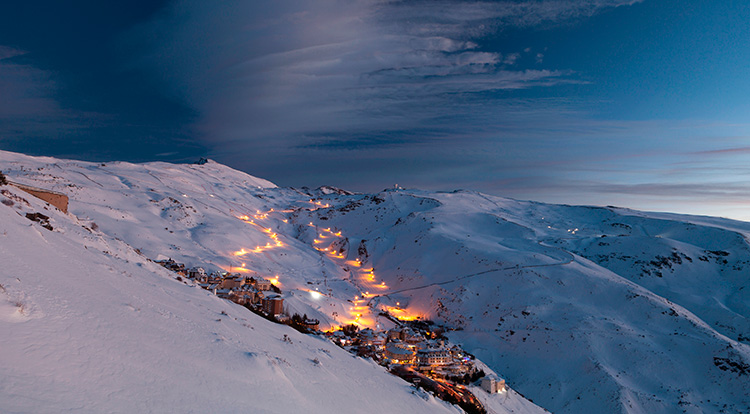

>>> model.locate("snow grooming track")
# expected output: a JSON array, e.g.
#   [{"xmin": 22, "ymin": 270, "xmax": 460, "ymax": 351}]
[{"xmin": 376, "ymin": 242, "xmax": 574, "ymax": 297}]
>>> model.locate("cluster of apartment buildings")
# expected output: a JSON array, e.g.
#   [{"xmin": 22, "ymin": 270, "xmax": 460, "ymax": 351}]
[
  {"xmin": 154, "ymin": 257, "xmax": 501, "ymax": 413},
  {"xmin": 329, "ymin": 324, "xmax": 487, "ymax": 382},
  {"xmin": 328, "ymin": 322, "xmax": 504, "ymax": 413},
  {"xmin": 155, "ymin": 259, "xmax": 285, "ymax": 317}
]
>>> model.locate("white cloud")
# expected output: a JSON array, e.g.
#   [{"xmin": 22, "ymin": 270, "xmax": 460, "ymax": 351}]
[
  {"xmin": 503, "ymin": 53, "xmax": 520, "ymax": 65},
  {"xmin": 130, "ymin": 0, "xmax": 641, "ymax": 150}
]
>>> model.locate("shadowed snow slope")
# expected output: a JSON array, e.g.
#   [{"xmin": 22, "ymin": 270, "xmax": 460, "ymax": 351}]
[{"xmin": 2, "ymin": 150, "xmax": 749, "ymax": 413}]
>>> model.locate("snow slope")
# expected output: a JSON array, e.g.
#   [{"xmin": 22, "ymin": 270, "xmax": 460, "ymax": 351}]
[
  {"xmin": 2, "ymin": 150, "xmax": 749, "ymax": 413},
  {"xmin": 0, "ymin": 169, "xmax": 488, "ymax": 413},
  {"xmin": 296, "ymin": 190, "xmax": 750, "ymax": 413}
]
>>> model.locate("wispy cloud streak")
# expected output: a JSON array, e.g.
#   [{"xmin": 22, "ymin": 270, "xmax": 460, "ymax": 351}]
[
  {"xmin": 132, "ymin": 0, "xmax": 639, "ymax": 151},
  {"xmin": 0, "ymin": 47, "xmax": 61, "ymax": 120},
  {"xmin": 0, "ymin": 46, "xmax": 82, "ymax": 143}
]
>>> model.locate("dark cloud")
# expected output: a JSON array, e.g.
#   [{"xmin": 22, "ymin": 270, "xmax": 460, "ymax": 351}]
[
  {"xmin": 0, "ymin": 47, "xmax": 81, "ymax": 143},
  {"xmin": 0, "ymin": 1, "xmax": 202, "ymax": 163}
]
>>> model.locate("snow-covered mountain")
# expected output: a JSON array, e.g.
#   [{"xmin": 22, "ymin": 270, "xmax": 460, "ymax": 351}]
[
  {"xmin": 0, "ymin": 163, "xmax": 477, "ymax": 414},
  {"xmin": 1, "ymin": 150, "xmax": 748, "ymax": 413},
  {"xmin": 296, "ymin": 191, "xmax": 750, "ymax": 413}
]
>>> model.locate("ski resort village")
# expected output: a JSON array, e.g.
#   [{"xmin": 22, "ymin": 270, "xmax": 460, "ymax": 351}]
[{"xmin": 155, "ymin": 224, "xmax": 504, "ymax": 414}]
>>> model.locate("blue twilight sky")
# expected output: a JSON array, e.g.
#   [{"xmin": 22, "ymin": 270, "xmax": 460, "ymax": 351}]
[{"xmin": 2, "ymin": 0, "xmax": 750, "ymax": 220}]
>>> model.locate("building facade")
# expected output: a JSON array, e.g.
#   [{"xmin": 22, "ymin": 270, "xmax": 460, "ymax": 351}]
[
  {"xmin": 481, "ymin": 376, "xmax": 506, "ymax": 393},
  {"xmin": 261, "ymin": 294, "xmax": 284, "ymax": 315}
]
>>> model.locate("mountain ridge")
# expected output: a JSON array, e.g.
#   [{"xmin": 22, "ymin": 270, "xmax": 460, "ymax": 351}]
[{"xmin": 1, "ymin": 149, "xmax": 748, "ymax": 413}]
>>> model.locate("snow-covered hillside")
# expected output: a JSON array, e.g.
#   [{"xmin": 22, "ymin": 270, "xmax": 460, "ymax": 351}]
[
  {"xmin": 296, "ymin": 191, "xmax": 750, "ymax": 413},
  {"xmin": 0, "ymin": 153, "xmax": 543, "ymax": 414},
  {"xmin": 2, "ymin": 150, "xmax": 749, "ymax": 413},
  {"xmin": 0, "ymin": 178, "xmax": 468, "ymax": 414}
]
